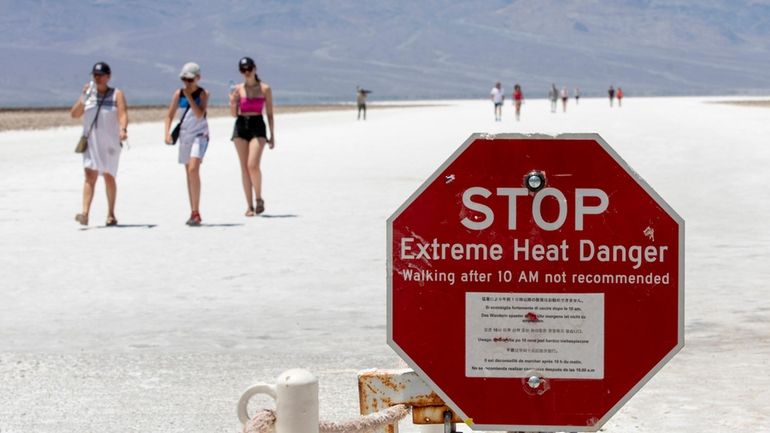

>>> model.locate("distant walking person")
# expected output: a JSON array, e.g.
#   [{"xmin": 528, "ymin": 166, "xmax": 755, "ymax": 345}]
[
  {"xmin": 512, "ymin": 84, "xmax": 524, "ymax": 121},
  {"xmin": 229, "ymin": 56, "xmax": 275, "ymax": 216},
  {"xmin": 490, "ymin": 82, "xmax": 504, "ymax": 121},
  {"xmin": 608, "ymin": 85, "xmax": 616, "ymax": 107},
  {"xmin": 164, "ymin": 62, "xmax": 210, "ymax": 226},
  {"xmin": 560, "ymin": 86, "xmax": 569, "ymax": 112},
  {"xmin": 549, "ymin": 84, "xmax": 558, "ymax": 113},
  {"xmin": 575, "ymin": 87, "xmax": 581, "ymax": 104},
  {"xmin": 617, "ymin": 87, "xmax": 624, "ymax": 107},
  {"xmin": 70, "ymin": 62, "xmax": 128, "ymax": 227},
  {"xmin": 356, "ymin": 86, "xmax": 371, "ymax": 120}
]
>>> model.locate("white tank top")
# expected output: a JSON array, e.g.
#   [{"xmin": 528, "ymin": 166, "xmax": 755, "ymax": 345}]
[
  {"xmin": 179, "ymin": 89, "xmax": 209, "ymax": 137},
  {"xmin": 83, "ymin": 88, "xmax": 119, "ymax": 142}
]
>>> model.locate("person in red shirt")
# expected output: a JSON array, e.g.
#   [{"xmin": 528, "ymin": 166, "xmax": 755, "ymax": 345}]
[
  {"xmin": 617, "ymin": 87, "xmax": 624, "ymax": 107},
  {"xmin": 512, "ymin": 84, "xmax": 524, "ymax": 121}
]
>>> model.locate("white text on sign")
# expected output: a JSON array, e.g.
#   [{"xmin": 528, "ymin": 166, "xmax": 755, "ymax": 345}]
[
  {"xmin": 399, "ymin": 186, "xmax": 669, "ymax": 270},
  {"xmin": 399, "ymin": 238, "xmax": 668, "ymax": 269},
  {"xmin": 461, "ymin": 187, "xmax": 608, "ymax": 231}
]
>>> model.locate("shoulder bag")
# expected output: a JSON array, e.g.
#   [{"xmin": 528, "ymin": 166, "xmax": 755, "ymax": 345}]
[
  {"xmin": 75, "ymin": 89, "xmax": 109, "ymax": 153},
  {"xmin": 170, "ymin": 88, "xmax": 203, "ymax": 145}
]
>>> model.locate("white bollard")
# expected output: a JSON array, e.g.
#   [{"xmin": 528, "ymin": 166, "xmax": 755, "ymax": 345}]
[{"xmin": 238, "ymin": 368, "xmax": 319, "ymax": 433}]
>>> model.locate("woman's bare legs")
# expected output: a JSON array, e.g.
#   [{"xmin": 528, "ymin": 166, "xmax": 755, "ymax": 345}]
[
  {"xmin": 247, "ymin": 137, "xmax": 267, "ymax": 203},
  {"xmin": 186, "ymin": 158, "xmax": 202, "ymax": 212},
  {"xmin": 103, "ymin": 173, "xmax": 117, "ymax": 223},
  {"xmin": 81, "ymin": 169, "xmax": 98, "ymax": 215},
  {"xmin": 234, "ymin": 137, "xmax": 255, "ymax": 214},
  {"xmin": 76, "ymin": 168, "xmax": 99, "ymax": 224},
  {"xmin": 234, "ymin": 136, "xmax": 267, "ymax": 215}
]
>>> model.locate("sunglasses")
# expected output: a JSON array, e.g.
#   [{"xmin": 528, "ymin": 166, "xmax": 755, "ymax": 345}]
[
  {"xmin": 181, "ymin": 77, "xmax": 195, "ymax": 83},
  {"xmin": 239, "ymin": 67, "xmax": 254, "ymax": 73}
]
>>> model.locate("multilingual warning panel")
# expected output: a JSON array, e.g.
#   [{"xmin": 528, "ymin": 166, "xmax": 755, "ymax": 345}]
[
  {"xmin": 387, "ymin": 134, "xmax": 684, "ymax": 432},
  {"xmin": 466, "ymin": 292, "xmax": 604, "ymax": 379}
]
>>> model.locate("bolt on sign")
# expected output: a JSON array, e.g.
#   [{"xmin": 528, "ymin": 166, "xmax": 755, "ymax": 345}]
[{"xmin": 387, "ymin": 134, "xmax": 684, "ymax": 432}]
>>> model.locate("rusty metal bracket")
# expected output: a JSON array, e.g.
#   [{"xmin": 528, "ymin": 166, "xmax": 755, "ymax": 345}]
[{"xmin": 358, "ymin": 368, "xmax": 460, "ymax": 433}]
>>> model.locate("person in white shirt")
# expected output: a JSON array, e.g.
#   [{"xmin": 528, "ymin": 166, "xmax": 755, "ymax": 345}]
[
  {"xmin": 490, "ymin": 82, "xmax": 504, "ymax": 121},
  {"xmin": 560, "ymin": 86, "xmax": 569, "ymax": 112}
]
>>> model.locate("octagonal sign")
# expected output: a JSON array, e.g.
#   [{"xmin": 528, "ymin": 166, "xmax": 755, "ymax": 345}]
[{"xmin": 387, "ymin": 134, "xmax": 684, "ymax": 432}]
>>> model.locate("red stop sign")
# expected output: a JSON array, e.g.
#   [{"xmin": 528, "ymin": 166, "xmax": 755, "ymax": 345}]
[{"xmin": 387, "ymin": 134, "xmax": 683, "ymax": 431}]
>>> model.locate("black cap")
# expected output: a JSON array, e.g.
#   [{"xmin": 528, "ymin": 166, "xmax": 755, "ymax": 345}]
[
  {"xmin": 238, "ymin": 57, "xmax": 256, "ymax": 70},
  {"xmin": 92, "ymin": 62, "xmax": 111, "ymax": 75}
]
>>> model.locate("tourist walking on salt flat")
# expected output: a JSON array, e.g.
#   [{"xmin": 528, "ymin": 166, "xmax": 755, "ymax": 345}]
[
  {"xmin": 560, "ymin": 86, "xmax": 569, "ymax": 112},
  {"xmin": 490, "ymin": 82, "xmax": 504, "ymax": 121},
  {"xmin": 575, "ymin": 87, "xmax": 581, "ymax": 104},
  {"xmin": 229, "ymin": 56, "xmax": 275, "ymax": 216},
  {"xmin": 69, "ymin": 61, "xmax": 128, "ymax": 227},
  {"xmin": 617, "ymin": 87, "xmax": 624, "ymax": 107},
  {"xmin": 164, "ymin": 62, "xmax": 210, "ymax": 226},
  {"xmin": 608, "ymin": 85, "xmax": 616, "ymax": 107},
  {"xmin": 356, "ymin": 86, "xmax": 371, "ymax": 120},
  {"xmin": 549, "ymin": 84, "xmax": 558, "ymax": 113},
  {"xmin": 512, "ymin": 84, "xmax": 524, "ymax": 121}
]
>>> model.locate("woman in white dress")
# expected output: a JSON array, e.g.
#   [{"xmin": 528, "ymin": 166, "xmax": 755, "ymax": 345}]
[{"xmin": 69, "ymin": 62, "xmax": 128, "ymax": 226}]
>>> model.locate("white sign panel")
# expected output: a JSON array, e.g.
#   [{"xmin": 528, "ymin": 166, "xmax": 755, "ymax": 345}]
[{"xmin": 466, "ymin": 292, "xmax": 604, "ymax": 379}]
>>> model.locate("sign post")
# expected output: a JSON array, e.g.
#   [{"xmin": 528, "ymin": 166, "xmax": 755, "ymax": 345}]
[{"xmin": 387, "ymin": 134, "xmax": 684, "ymax": 431}]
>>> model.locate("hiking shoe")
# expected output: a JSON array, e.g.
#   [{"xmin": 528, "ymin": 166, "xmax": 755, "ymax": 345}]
[
  {"xmin": 255, "ymin": 198, "xmax": 265, "ymax": 215},
  {"xmin": 186, "ymin": 211, "xmax": 202, "ymax": 226},
  {"xmin": 75, "ymin": 213, "xmax": 89, "ymax": 226}
]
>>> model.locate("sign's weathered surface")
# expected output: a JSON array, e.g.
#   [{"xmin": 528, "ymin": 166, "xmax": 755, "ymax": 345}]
[{"xmin": 388, "ymin": 134, "xmax": 684, "ymax": 431}]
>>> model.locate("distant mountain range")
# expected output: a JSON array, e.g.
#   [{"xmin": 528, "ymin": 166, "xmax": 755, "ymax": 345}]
[{"xmin": 2, "ymin": 0, "xmax": 770, "ymax": 106}]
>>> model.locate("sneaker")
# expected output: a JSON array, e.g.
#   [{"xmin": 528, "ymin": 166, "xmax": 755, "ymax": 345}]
[
  {"xmin": 255, "ymin": 198, "xmax": 265, "ymax": 215},
  {"xmin": 186, "ymin": 211, "xmax": 202, "ymax": 226}
]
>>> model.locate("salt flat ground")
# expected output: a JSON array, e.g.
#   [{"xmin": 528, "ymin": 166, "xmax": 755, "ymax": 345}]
[{"xmin": 1, "ymin": 96, "xmax": 768, "ymax": 432}]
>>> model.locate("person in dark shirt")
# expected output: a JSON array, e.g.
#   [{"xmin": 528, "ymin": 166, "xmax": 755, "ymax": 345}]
[{"xmin": 357, "ymin": 86, "xmax": 372, "ymax": 120}]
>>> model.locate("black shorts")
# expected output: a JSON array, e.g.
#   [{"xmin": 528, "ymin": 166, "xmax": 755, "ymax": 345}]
[{"xmin": 232, "ymin": 115, "xmax": 267, "ymax": 141}]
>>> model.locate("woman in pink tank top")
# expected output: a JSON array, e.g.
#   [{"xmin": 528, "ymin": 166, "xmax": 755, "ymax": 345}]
[{"xmin": 228, "ymin": 56, "xmax": 275, "ymax": 216}]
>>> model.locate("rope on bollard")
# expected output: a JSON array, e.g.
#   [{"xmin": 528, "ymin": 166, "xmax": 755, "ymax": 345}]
[
  {"xmin": 243, "ymin": 409, "xmax": 276, "ymax": 433},
  {"xmin": 243, "ymin": 404, "xmax": 410, "ymax": 433},
  {"xmin": 320, "ymin": 404, "xmax": 410, "ymax": 433}
]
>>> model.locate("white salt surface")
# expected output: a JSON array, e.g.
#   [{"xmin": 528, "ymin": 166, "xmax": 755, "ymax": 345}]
[{"xmin": 1, "ymin": 97, "xmax": 769, "ymax": 432}]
